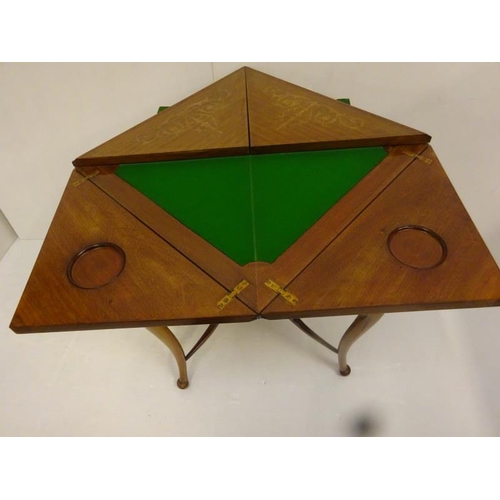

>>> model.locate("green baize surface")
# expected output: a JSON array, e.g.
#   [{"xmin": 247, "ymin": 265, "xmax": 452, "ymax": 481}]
[{"xmin": 116, "ymin": 147, "xmax": 387, "ymax": 265}]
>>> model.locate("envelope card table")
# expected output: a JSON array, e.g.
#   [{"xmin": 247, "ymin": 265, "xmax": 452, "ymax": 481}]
[{"xmin": 10, "ymin": 67, "xmax": 500, "ymax": 389}]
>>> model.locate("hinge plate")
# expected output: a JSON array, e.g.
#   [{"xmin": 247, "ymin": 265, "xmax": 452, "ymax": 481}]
[
  {"xmin": 72, "ymin": 170, "xmax": 100, "ymax": 187},
  {"xmin": 217, "ymin": 280, "xmax": 249, "ymax": 310},
  {"xmin": 265, "ymin": 278, "xmax": 298, "ymax": 306},
  {"xmin": 403, "ymin": 150, "xmax": 432, "ymax": 164}
]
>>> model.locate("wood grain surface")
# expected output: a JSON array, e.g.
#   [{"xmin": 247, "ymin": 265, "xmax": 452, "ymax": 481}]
[
  {"xmin": 78, "ymin": 146, "xmax": 424, "ymax": 313},
  {"xmin": 11, "ymin": 171, "xmax": 257, "ymax": 333},
  {"xmin": 73, "ymin": 68, "xmax": 249, "ymax": 167},
  {"xmin": 245, "ymin": 67, "xmax": 431, "ymax": 153},
  {"xmin": 262, "ymin": 146, "xmax": 500, "ymax": 318}
]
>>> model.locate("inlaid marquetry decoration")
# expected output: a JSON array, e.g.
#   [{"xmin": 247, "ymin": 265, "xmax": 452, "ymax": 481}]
[
  {"xmin": 74, "ymin": 67, "xmax": 430, "ymax": 167},
  {"xmin": 245, "ymin": 68, "xmax": 431, "ymax": 153},
  {"xmin": 11, "ymin": 66, "xmax": 500, "ymax": 389},
  {"xmin": 73, "ymin": 68, "xmax": 250, "ymax": 166}
]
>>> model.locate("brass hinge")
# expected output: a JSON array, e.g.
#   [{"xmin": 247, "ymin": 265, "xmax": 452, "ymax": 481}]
[
  {"xmin": 403, "ymin": 150, "xmax": 432, "ymax": 164},
  {"xmin": 217, "ymin": 280, "xmax": 249, "ymax": 310},
  {"xmin": 265, "ymin": 278, "xmax": 298, "ymax": 306},
  {"xmin": 72, "ymin": 170, "xmax": 100, "ymax": 187}
]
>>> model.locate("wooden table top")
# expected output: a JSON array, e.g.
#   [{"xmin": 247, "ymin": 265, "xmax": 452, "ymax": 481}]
[{"xmin": 11, "ymin": 67, "xmax": 500, "ymax": 333}]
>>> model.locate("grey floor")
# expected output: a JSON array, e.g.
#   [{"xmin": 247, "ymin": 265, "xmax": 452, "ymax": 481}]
[{"xmin": 1, "ymin": 240, "xmax": 499, "ymax": 436}]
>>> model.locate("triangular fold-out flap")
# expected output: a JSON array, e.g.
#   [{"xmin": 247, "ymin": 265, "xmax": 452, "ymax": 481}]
[
  {"xmin": 251, "ymin": 145, "xmax": 428, "ymax": 313},
  {"xmin": 262, "ymin": 146, "xmax": 500, "ymax": 318},
  {"xmin": 10, "ymin": 171, "xmax": 257, "ymax": 333},
  {"xmin": 75, "ymin": 166, "xmax": 261, "ymax": 313},
  {"xmin": 73, "ymin": 68, "xmax": 249, "ymax": 167},
  {"xmin": 245, "ymin": 67, "xmax": 431, "ymax": 153}
]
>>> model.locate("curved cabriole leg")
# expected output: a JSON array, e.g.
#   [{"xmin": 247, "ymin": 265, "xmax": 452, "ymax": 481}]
[
  {"xmin": 148, "ymin": 326, "xmax": 189, "ymax": 389},
  {"xmin": 338, "ymin": 314, "xmax": 384, "ymax": 376}
]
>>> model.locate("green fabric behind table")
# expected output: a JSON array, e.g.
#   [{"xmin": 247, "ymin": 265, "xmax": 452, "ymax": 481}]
[{"xmin": 116, "ymin": 147, "xmax": 388, "ymax": 265}]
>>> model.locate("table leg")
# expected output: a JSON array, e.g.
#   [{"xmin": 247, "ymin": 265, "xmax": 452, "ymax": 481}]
[
  {"xmin": 338, "ymin": 314, "xmax": 384, "ymax": 376},
  {"xmin": 147, "ymin": 326, "xmax": 189, "ymax": 389}
]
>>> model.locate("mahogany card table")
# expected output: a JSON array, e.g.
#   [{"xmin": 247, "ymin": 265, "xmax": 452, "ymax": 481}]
[{"xmin": 10, "ymin": 67, "xmax": 500, "ymax": 388}]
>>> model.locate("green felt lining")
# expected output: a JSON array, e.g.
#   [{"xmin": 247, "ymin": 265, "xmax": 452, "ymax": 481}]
[{"xmin": 116, "ymin": 147, "xmax": 387, "ymax": 265}]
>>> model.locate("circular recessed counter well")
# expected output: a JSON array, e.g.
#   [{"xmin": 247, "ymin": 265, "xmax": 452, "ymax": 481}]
[
  {"xmin": 387, "ymin": 225, "xmax": 447, "ymax": 269},
  {"xmin": 67, "ymin": 243, "xmax": 126, "ymax": 289}
]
